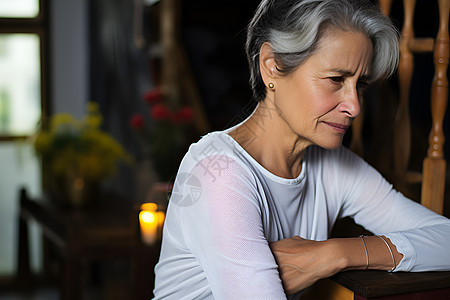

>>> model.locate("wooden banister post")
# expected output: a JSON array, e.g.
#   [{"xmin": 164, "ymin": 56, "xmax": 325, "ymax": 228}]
[
  {"xmin": 394, "ymin": 0, "xmax": 416, "ymax": 185},
  {"xmin": 421, "ymin": 0, "xmax": 449, "ymax": 214}
]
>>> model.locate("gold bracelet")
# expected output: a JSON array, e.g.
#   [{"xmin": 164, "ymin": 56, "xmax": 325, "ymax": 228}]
[
  {"xmin": 359, "ymin": 235, "xmax": 369, "ymax": 269},
  {"xmin": 378, "ymin": 235, "xmax": 396, "ymax": 271}
]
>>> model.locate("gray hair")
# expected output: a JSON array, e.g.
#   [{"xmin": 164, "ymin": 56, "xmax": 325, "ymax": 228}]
[{"xmin": 246, "ymin": 0, "xmax": 399, "ymax": 102}]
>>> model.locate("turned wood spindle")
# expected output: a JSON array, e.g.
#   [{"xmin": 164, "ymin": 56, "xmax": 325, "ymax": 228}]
[
  {"xmin": 393, "ymin": 0, "xmax": 415, "ymax": 183},
  {"xmin": 421, "ymin": 0, "xmax": 449, "ymax": 214}
]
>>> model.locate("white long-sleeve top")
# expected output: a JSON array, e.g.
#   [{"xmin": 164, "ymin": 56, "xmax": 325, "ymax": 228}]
[{"xmin": 153, "ymin": 131, "xmax": 450, "ymax": 300}]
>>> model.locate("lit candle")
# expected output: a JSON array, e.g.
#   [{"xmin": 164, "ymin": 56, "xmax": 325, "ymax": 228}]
[{"xmin": 139, "ymin": 204, "xmax": 158, "ymax": 245}]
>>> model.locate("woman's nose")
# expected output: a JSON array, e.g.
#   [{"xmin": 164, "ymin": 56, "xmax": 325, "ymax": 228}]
[{"xmin": 339, "ymin": 87, "xmax": 361, "ymax": 118}]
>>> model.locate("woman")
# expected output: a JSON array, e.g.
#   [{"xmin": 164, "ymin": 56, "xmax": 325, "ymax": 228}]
[{"xmin": 153, "ymin": 0, "xmax": 450, "ymax": 299}]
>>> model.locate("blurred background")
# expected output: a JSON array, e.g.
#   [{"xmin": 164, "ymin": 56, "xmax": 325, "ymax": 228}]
[{"xmin": 0, "ymin": 0, "xmax": 448, "ymax": 299}]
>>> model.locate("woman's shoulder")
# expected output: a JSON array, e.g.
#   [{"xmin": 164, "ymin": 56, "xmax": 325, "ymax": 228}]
[
  {"xmin": 178, "ymin": 131, "xmax": 255, "ymax": 183},
  {"xmin": 188, "ymin": 131, "xmax": 239, "ymax": 159}
]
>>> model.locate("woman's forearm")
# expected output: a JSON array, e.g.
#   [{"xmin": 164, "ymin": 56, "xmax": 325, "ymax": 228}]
[
  {"xmin": 330, "ymin": 235, "xmax": 404, "ymax": 271},
  {"xmin": 271, "ymin": 235, "xmax": 404, "ymax": 295}
]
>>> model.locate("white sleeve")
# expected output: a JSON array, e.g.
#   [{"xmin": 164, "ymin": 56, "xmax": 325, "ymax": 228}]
[
  {"xmin": 180, "ymin": 154, "xmax": 287, "ymax": 299},
  {"xmin": 336, "ymin": 148, "xmax": 450, "ymax": 272}
]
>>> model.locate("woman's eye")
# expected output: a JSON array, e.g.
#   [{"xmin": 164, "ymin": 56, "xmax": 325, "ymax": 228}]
[
  {"xmin": 329, "ymin": 76, "xmax": 344, "ymax": 83},
  {"xmin": 357, "ymin": 81, "xmax": 369, "ymax": 90}
]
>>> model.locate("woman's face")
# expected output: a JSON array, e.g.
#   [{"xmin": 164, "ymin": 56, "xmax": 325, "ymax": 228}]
[{"xmin": 270, "ymin": 29, "xmax": 373, "ymax": 150}]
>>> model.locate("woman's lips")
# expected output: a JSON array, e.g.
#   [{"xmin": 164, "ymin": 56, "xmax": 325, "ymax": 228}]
[{"xmin": 323, "ymin": 122, "xmax": 350, "ymax": 134}]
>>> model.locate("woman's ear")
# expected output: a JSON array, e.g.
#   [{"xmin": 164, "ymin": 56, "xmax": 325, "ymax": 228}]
[{"xmin": 259, "ymin": 43, "xmax": 277, "ymax": 86}]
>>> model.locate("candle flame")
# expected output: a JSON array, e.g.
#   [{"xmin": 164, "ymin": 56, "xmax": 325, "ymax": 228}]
[{"xmin": 140, "ymin": 211, "xmax": 157, "ymax": 224}]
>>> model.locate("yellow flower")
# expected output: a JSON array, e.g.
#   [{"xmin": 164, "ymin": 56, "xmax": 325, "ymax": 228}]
[
  {"xmin": 50, "ymin": 113, "xmax": 77, "ymax": 131},
  {"xmin": 33, "ymin": 102, "xmax": 131, "ymax": 181}
]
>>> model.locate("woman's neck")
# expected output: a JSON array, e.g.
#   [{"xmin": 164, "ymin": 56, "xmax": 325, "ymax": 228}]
[{"xmin": 229, "ymin": 101, "xmax": 310, "ymax": 179}]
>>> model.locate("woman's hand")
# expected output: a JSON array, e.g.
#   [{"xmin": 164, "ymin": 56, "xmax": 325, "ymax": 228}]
[
  {"xmin": 270, "ymin": 236, "xmax": 346, "ymax": 295},
  {"xmin": 270, "ymin": 235, "xmax": 404, "ymax": 295}
]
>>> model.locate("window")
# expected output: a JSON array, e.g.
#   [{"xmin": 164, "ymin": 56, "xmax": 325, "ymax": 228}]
[
  {"xmin": 0, "ymin": 0, "xmax": 39, "ymax": 18},
  {"xmin": 0, "ymin": 0, "xmax": 47, "ymax": 140},
  {"xmin": 0, "ymin": 0, "xmax": 46, "ymax": 276}
]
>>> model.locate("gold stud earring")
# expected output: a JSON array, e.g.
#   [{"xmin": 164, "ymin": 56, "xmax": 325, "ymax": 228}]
[{"xmin": 268, "ymin": 83, "xmax": 274, "ymax": 89}]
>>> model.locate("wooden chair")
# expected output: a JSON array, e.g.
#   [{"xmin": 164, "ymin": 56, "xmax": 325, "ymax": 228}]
[{"xmin": 16, "ymin": 187, "xmax": 158, "ymax": 300}]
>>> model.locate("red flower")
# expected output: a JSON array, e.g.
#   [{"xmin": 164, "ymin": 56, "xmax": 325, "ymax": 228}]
[
  {"xmin": 173, "ymin": 106, "xmax": 194, "ymax": 123},
  {"xmin": 143, "ymin": 88, "xmax": 163, "ymax": 104},
  {"xmin": 151, "ymin": 103, "xmax": 171, "ymax": 120},
  {"xmin": 129, "ymin": 114, "xmax": 145, "ymax": 129}
]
